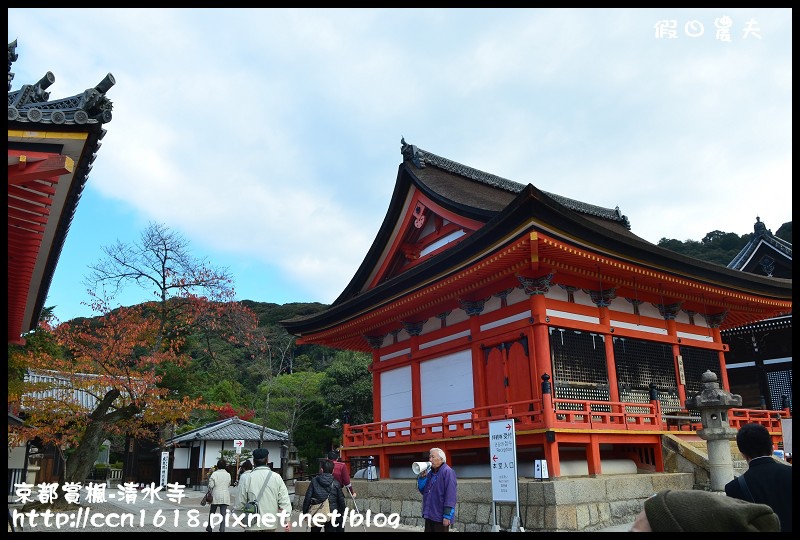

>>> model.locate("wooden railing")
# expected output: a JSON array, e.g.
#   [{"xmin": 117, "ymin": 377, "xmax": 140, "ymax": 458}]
[
  {"xmin": 342, "ymin": 399, "xmax": 790, "ymax": 447},
  {"xmin": 728, "ymin": 408, "xmax": 790, "ymax": 430},
  {"xmin": 552, "ymin": 398, "xmax": 660, "ymax": 430}
]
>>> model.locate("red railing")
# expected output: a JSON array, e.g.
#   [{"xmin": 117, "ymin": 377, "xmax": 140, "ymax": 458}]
[
  {"xmin": 551, "ymin": 398, "xmax": 659, "ymax": 430},
  {"xmin": 729, "ymin": 408, "xmax": 790, "ymax": 431},
  {"xmin": 342, "ymin": 399, "xmax": 790, "ymax": 447},
  {"xmin": 343, "ymin": 399, "xmax": 545, "ymax": 446}
]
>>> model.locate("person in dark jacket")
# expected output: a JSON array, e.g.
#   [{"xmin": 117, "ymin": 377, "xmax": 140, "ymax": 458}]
[
  {"xmin": 417, "ymin": 447, "xmax": 457, "ymax": 532},
  {"xmin": 327, "ymin": 450, "xmax": 354, "ymax": 532},
  {"xmin": 303, "ymin": 459, "xmax": 345, "ymax": 532},
  {"xmin": 724, "ymin": 423, "xmax": 792, "ymax": 531}
]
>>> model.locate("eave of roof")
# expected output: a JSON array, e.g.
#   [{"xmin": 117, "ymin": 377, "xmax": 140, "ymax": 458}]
[
  {"xmin": 7, "ymin": 39, "xmax": 115, "ymax": 344},
  {"xmin": 720, "ymin": 314, "xmax": 792, "ymax": 336}
]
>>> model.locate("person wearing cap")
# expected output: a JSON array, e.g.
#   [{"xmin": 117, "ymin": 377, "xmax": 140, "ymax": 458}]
[
  {"xmin": 326, "ymin": 450, "xmax": 354, "ymax": 532},
  {"xmin": 237, "ymin": 448, "xmax": 292, "ymax": 532},
  {"xmin": 725, "ymin": 422, "xmax": 792, "ymax": 532},
  {"xmin": 630, "ymin": 489, "xmax": 780, "ymax": 532}
]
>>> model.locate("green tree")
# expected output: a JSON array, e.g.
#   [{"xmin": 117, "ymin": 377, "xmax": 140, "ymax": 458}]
[
  {"xmin": 260, "ymin": 371, "xmax": 325, "ymax": 465},
  {"xmin": 322, "ymin": 350, "xmax": 373, "ymax": 426}
]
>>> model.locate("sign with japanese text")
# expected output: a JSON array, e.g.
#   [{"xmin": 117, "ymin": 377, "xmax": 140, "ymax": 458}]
[
  {"xmin": 159, "ymin": 452, "xmax": 169, "ymax": 487},
  {"xmin": 489, "ymin": 419, "xmax": 519, "ymax": 502},
  {"xmin": 234, "ymin": 439, "xmax": 244, "ymax": 454}
]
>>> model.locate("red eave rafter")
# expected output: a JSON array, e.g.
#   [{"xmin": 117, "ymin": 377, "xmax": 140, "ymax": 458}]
[
  {"xmin": 536, "ymin": 236, "xmax": 791, "ymax": 313},
  {"xmin": 299, "ymin": 231, "xmax": 790, "ymax": 348},
  {"xmin": 7, "ymin": 150, "xmax": 71, "ymax": 344},
  {"xmin": 302, "ymin": 235, "xmax": 535, "ymax": 347},
  {"xmin": 8, "ymin": 153, "xmax": 74, "ymax": 185}
]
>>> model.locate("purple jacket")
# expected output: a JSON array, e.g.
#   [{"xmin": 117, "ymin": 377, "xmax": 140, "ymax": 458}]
[{"xmin": 417, "ymin": 463, "xmax": 457, "ymax": 522}]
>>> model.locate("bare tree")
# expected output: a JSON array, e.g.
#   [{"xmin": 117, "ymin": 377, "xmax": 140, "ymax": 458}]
[{"xmin": 85, "ymin": 221, "xmax": 235, "ymax": 347}]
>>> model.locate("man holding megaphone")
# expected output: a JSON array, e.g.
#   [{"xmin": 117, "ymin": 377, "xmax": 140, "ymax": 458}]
[{"xmin": 416, "ymin": 447, "xmax": 458, "ymax": 532}]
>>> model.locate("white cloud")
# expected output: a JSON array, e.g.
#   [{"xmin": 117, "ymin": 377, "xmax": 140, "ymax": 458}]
[{"xmin": 9, "ymin": 8, "xmax": 791, "ymax": 322}]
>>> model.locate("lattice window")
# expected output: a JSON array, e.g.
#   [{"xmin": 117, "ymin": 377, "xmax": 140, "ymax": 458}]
[
  {"xmin": 549, "ymin": 328, "xmax": 609, "ymax": 410},
  {"xmin": 768, "ymin": 369, "xmax": 792, "ymax": 415},
  {"xmin": 679, "ymin": 345, "xmax": 721, "ymax": 396},
  {"xmin": 613, "ymin": 336, "xmax": 681, "ymax": 412}
]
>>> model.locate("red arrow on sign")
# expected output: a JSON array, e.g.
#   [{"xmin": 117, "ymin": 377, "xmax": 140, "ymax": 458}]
[
  {"xmin": 492, "ymin": 455, "xmax": 498, "ymax": 462},
  {"xmin": 506, "ymin": 423, "xmax": 512, "ymax": 430}
]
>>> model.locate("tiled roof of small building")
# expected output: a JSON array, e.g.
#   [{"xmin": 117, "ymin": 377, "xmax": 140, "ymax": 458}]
[{"xmin": 165, "ymin": 417, "xmax": 288, "ymax": 445}]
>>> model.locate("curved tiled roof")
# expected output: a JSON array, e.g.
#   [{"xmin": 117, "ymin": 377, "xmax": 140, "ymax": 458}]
[
  {"xmin": 400, "ymin": 138, "xmax": 631, "ymax": 229},
  {"xmin": 282, "ymin": 140, "xmax": 791, "ymax": 347},
  {"xmin": 165, "ymin": 417, "xmax": 288, "ymax": 445}
]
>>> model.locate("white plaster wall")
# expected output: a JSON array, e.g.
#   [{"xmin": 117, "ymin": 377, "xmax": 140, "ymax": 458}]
[{"xmin": 381, "ymin": 366, "xmax": 413, "ymax": 434}]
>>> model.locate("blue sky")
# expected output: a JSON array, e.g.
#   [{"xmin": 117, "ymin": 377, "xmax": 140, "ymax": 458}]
[{"xmin": 8, "ymin": 8, "xmax": 792, "ymax": 324}]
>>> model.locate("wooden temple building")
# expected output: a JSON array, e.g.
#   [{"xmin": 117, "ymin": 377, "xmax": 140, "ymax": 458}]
[{"xmin": 282, "ymin": 139, "xmax": 792, "ymax": 479}]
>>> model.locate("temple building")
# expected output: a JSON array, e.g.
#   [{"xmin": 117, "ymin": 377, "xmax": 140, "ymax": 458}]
[
  {"xmin": 281, "ymin": 139, "xmax": 791, "ymax": 479},
  {"xmin": 722, "ymin": 218, "xmax": 792, "ymax": 416}
]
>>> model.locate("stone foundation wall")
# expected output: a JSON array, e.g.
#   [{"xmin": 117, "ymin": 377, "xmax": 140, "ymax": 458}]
[{"xmin": 294, "ymin": 472, "xmax": 694, "ymax": 532}]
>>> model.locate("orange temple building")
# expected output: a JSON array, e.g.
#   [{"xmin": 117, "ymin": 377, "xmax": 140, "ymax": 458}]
[{"xmin": 282, "ymin": 141, "xmax": 791, "ymax": 480}]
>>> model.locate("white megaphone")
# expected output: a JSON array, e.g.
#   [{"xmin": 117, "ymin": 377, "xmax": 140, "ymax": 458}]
[{"xmin": 412, "ymin": 461, "xmax": 432, "ymax": 476}]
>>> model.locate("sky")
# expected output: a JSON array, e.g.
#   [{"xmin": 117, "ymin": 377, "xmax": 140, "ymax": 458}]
[{"xmin": 8, "ymin": 8, "xmax": 792, "ymax": 325}]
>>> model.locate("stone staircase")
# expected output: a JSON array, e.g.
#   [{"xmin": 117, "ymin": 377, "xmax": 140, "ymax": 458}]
[{"xmin": 661, "ymin": 434, "xmax": 748, "ymax": 488}]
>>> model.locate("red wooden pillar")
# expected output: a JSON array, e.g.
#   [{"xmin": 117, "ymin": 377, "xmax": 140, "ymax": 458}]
[
  {"xmin": 529, "ymin": 293, "xmax": 552, "ymax": 425},
  {"xmin": 586, "ymin": 435, "xmax": 602, "ymax": 475},
  {"xmin": 541, "ymin": 384, "xmax": 560, "ymax": 478},
  {"xmin": 469, "ymin": 310, "xmax": 484, "ymax": 407},
  {"xmin": 371, "ymin": 351, "xmax": 381, "ymax": 427},
  {"xmin": 711, "ymin": 327, "xmax": 733, "ymax": 390},
  {"xmin": 667, "ymin": 319, "xmax": 687, "ymax": 406},
  {"xmin": 600, "ymin": 306, "xmax": 620, "ymax": 404}
]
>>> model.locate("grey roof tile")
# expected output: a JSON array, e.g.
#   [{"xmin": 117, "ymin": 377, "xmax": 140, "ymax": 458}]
[{"xmin": 165, "ymin": 417, "xmax": 287, "ymax": 445}]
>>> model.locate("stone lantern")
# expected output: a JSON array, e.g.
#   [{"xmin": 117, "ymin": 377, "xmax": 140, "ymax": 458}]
[{"xmin": 684, "ymin": 370, "xmax": 742, "ymax": 490}]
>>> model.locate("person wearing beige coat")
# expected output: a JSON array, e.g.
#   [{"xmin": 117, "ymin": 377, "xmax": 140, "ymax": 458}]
[{"xmin": 207, "ymin": 458, "xmax": 233, "ymax": 532}]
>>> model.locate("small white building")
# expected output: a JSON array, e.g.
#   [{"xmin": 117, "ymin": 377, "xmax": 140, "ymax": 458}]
[{"xmin": 164, "ymin": 417, "xmax": 288, "ymax": 487}]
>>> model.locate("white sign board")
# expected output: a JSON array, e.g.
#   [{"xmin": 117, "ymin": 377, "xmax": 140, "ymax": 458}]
[
  {"xmin": 489, "ymin": 419, "xmax": 519, "ymax": 502},
  {"xmin": 234, "ymin": 439, "xmax": 244, "ymax": 454},
  {"xmin": 780, "ymin": 419, "xmax": 792, "ymax": 454},
  {"xmin": 159, "ymin": 451, "xmax": 169, "ymax": 487}
]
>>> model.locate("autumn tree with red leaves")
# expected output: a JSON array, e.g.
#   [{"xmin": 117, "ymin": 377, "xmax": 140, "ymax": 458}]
[
  {"xmin": 216, "ymin": 403, "xmax": 256, "ymax": 421},
  {"xmin": 9, "ymin": 223, "xmax": 245, "ymax": 491},
  {"xmin": 11, "ymin": 298, "xmax": 205, "ymax": 488}
]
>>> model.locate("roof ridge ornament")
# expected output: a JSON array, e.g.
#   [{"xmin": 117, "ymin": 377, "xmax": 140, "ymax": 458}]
[
  {"xmin": 8, "ymin": 39, "xmax": 18, "ymax": 91},
  {"xmin": 400, "ymin": 137, "xmax": 426, "ymax": 169},
  {"xmin": 8, "ymin": 40, "xmax": 115, "ymax": 125}
]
